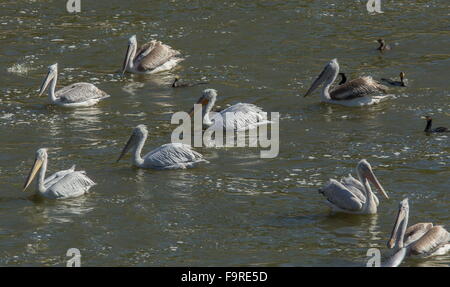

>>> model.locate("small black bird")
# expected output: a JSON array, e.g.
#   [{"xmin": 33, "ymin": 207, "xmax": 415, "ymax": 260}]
[
  {"xmin": 172, "ymin": 77, "xmax": 208, "ymax": 88},
  {"xmin": 381, "ymin": 72, "xmax": 406, "ymax": 87},
  {"xmin": 377, "ymin": 39, "xmax": 391, "ymax": 53},
  {"xmin": 423, "ymin": 116, "xmax": 448, "ymax": 133}
]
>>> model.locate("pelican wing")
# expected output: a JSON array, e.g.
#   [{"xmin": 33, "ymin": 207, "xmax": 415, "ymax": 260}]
[
  {"xmin": 330, "ymin": 77, "xmax": 388, "ymax": 100},
  {"xmin": 340, "ymin": 175, "xmax": 365, "ymax": 202},
  {"xmin": 143, "ymin": 143, "xmax": 204, "ymax": 168},
  {"xmin": 404, "ymin": 223, "xmax": 433, "ymax": 247},
  {"xmin": 340, "ymin": 174, "xmax": 379, "ymax": 206},
  {"xmin": 215, "ymin": 103, "xmax": 267, "ymax": 131},
  {"xmin": 47, "ymin": 171, "xmax": 95, "ymax": 199},
  {"xmin": 134, "ymin": 41, "xmax": 157, "ymax": 62},
  {"xmin": 57, "ymin": 83, "xmax": 109, "ymax": 103},
  {"xmin": 43, "ymin": 165, "xmax": 76, "ymax": 189},
  {"xmin": 319, "ymin": 179, "xmax": 363, "ymax": 211},
  {"xmin": 408, "ymin": 226, "xmax": 450, "ymax": 256},
  {"xmin": 136, "ymin": 41, "xmax": 180, "ymax": 72}
]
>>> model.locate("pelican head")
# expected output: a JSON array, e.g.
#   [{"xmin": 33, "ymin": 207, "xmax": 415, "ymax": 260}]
[
  {"xmin": 38, "ymin": 64, "xmax": 58, "ymax": 96},
  {"xmin": 388, "ymin": 198, "xmax": 410, "ymax": 249},
  {"xmin": 356, "ymin": 159, "xmax": 389, "ymax": 199},
  {"xmin": 304, "ymin": 58, "xmax": 339, "ymax": 97},
  {"xmin": 117, "ymin": 124, "xmax": 148, "ymax": 162},
  {"xmin": 189, "ymin": 89, "xmax": 217, "ymax": 116},
  {"xmin": 23, "ymin": 148, "xmax": 48, "ymax": 191},
  {"xmin": 122, "ymin": 35, "xmax": 138, "ymax": 75}
]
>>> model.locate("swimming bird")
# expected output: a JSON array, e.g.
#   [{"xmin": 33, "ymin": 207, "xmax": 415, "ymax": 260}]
[
  {"xmin": 304, "ymin": 59, "xmax": 389, "ymax": 106},
  {"xmin": 116, "ymin": 124, "xmax": 208, "ymax": 169},
  {"xmin": 381, "ymin": 72, "xmax": 406, "ymax": 87},
  {"xmin": 422, "ymin": 116, "xmax": 448, "ymax": 133},
  {"xmin": 189, "ymin": 89, "xmax": 270, "ymax": 131},
  {"xmin": 23, "ymin": 148, "xmax": 95, "ymax": 199},
  {"xmin": 121, "ymin": 35, "xmax": 183, "ymax": 75},
  {"xmin": 377, "ymin": 39, "xmax": 391, "ymax": 53},
  {"xmin": 318, "ymin": 159, "xmax": 389, "ymax": 214},
  {"xmin": 38, "ymin": 64, "xmax": 110, "ymax": 108},
  {"xmin": 172, "ymin": 77, "xmax": 209, "ymax": 88},
  {"xmin": 382, "ymin": 198, "xmax": 450, "ymax": 267}
]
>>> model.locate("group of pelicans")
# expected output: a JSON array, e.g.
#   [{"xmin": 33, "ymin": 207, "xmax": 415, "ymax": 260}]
[
  {"xmin": 22, "ymin": 35, "xmax": 448, "ymax": 267},
  {"xmin": 320, "ymin": 160, "xmax": 450, "ymax": 266}
]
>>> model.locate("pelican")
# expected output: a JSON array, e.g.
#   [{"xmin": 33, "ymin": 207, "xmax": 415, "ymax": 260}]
[
  {"xmin": 121, "ymin": 35, "xmax": 183, "ymax": 75},
  {"xmin": 377, "ymin": 39, "xmax": 391, "ymax": 53},
  {"xmin": 38, "ymin": 63, "xmax": 110, "ymax": 108},
  {"xmin": 422, "ymin": 116, "xmax": 448, "ymax": 133},
  {"xmin": 382, "ymin": 198, "xmax": 450, "ymax": 267},
  {"xmin": 303, "ymin": 59, "xmax": 390, "ymax": 106},
  {"xmin": 23, "ymin": 148, "xmax": 96, "ymax": 199},
  {"xmin": 189, "ymin": 89, "xmax": 270, "ymax": 131},
  {"xmin": 381, "ymin": 72, "xmax": 406, "ymax": 87},
  {"xmin": 116, "ymin": 124, "xmax": 208, "ymax": 169},
  {"xmin": 318, "ymin": 159, "xmax": 389, "ymax": 214}
]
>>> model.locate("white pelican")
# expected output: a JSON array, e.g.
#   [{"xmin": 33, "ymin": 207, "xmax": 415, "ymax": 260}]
[
  {"xmin": 382, "ymin": 198, "xmax": 450, "ymax": 267},
  {"xmin": 121, "ymin": 35, "xmax": 183, "ymax": 75},
  {"xmin": 38, "ymin": 63, "xmax": 110, "ymax": 108},
  {"xmin": 189, "ymin": 89, "xmax": 270, "ymax": 131},
  {"xmin": 23, "ymin": 148, "xmax": 96, "ymax": 199},
  {"xmin": 318, "ymin": 159, "xmax": 389, "ymax": 214},
  {"xmin": 116, "ymin": 124, "xmax": 208, "ymax": 169},
  {"xmin": 303, "ymin": 59, "xmax": 390, "ymax": 106}
]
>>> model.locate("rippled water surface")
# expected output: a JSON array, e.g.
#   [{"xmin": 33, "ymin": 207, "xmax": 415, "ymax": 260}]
[{"xmin": 0, "ymin": 0, "xmax": 449, "ymax": 266}]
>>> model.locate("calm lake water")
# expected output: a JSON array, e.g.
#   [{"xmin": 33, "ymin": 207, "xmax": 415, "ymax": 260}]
[{"xmin": 0, "ymin": 0, "xmax": 449, "ymax": 266}]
